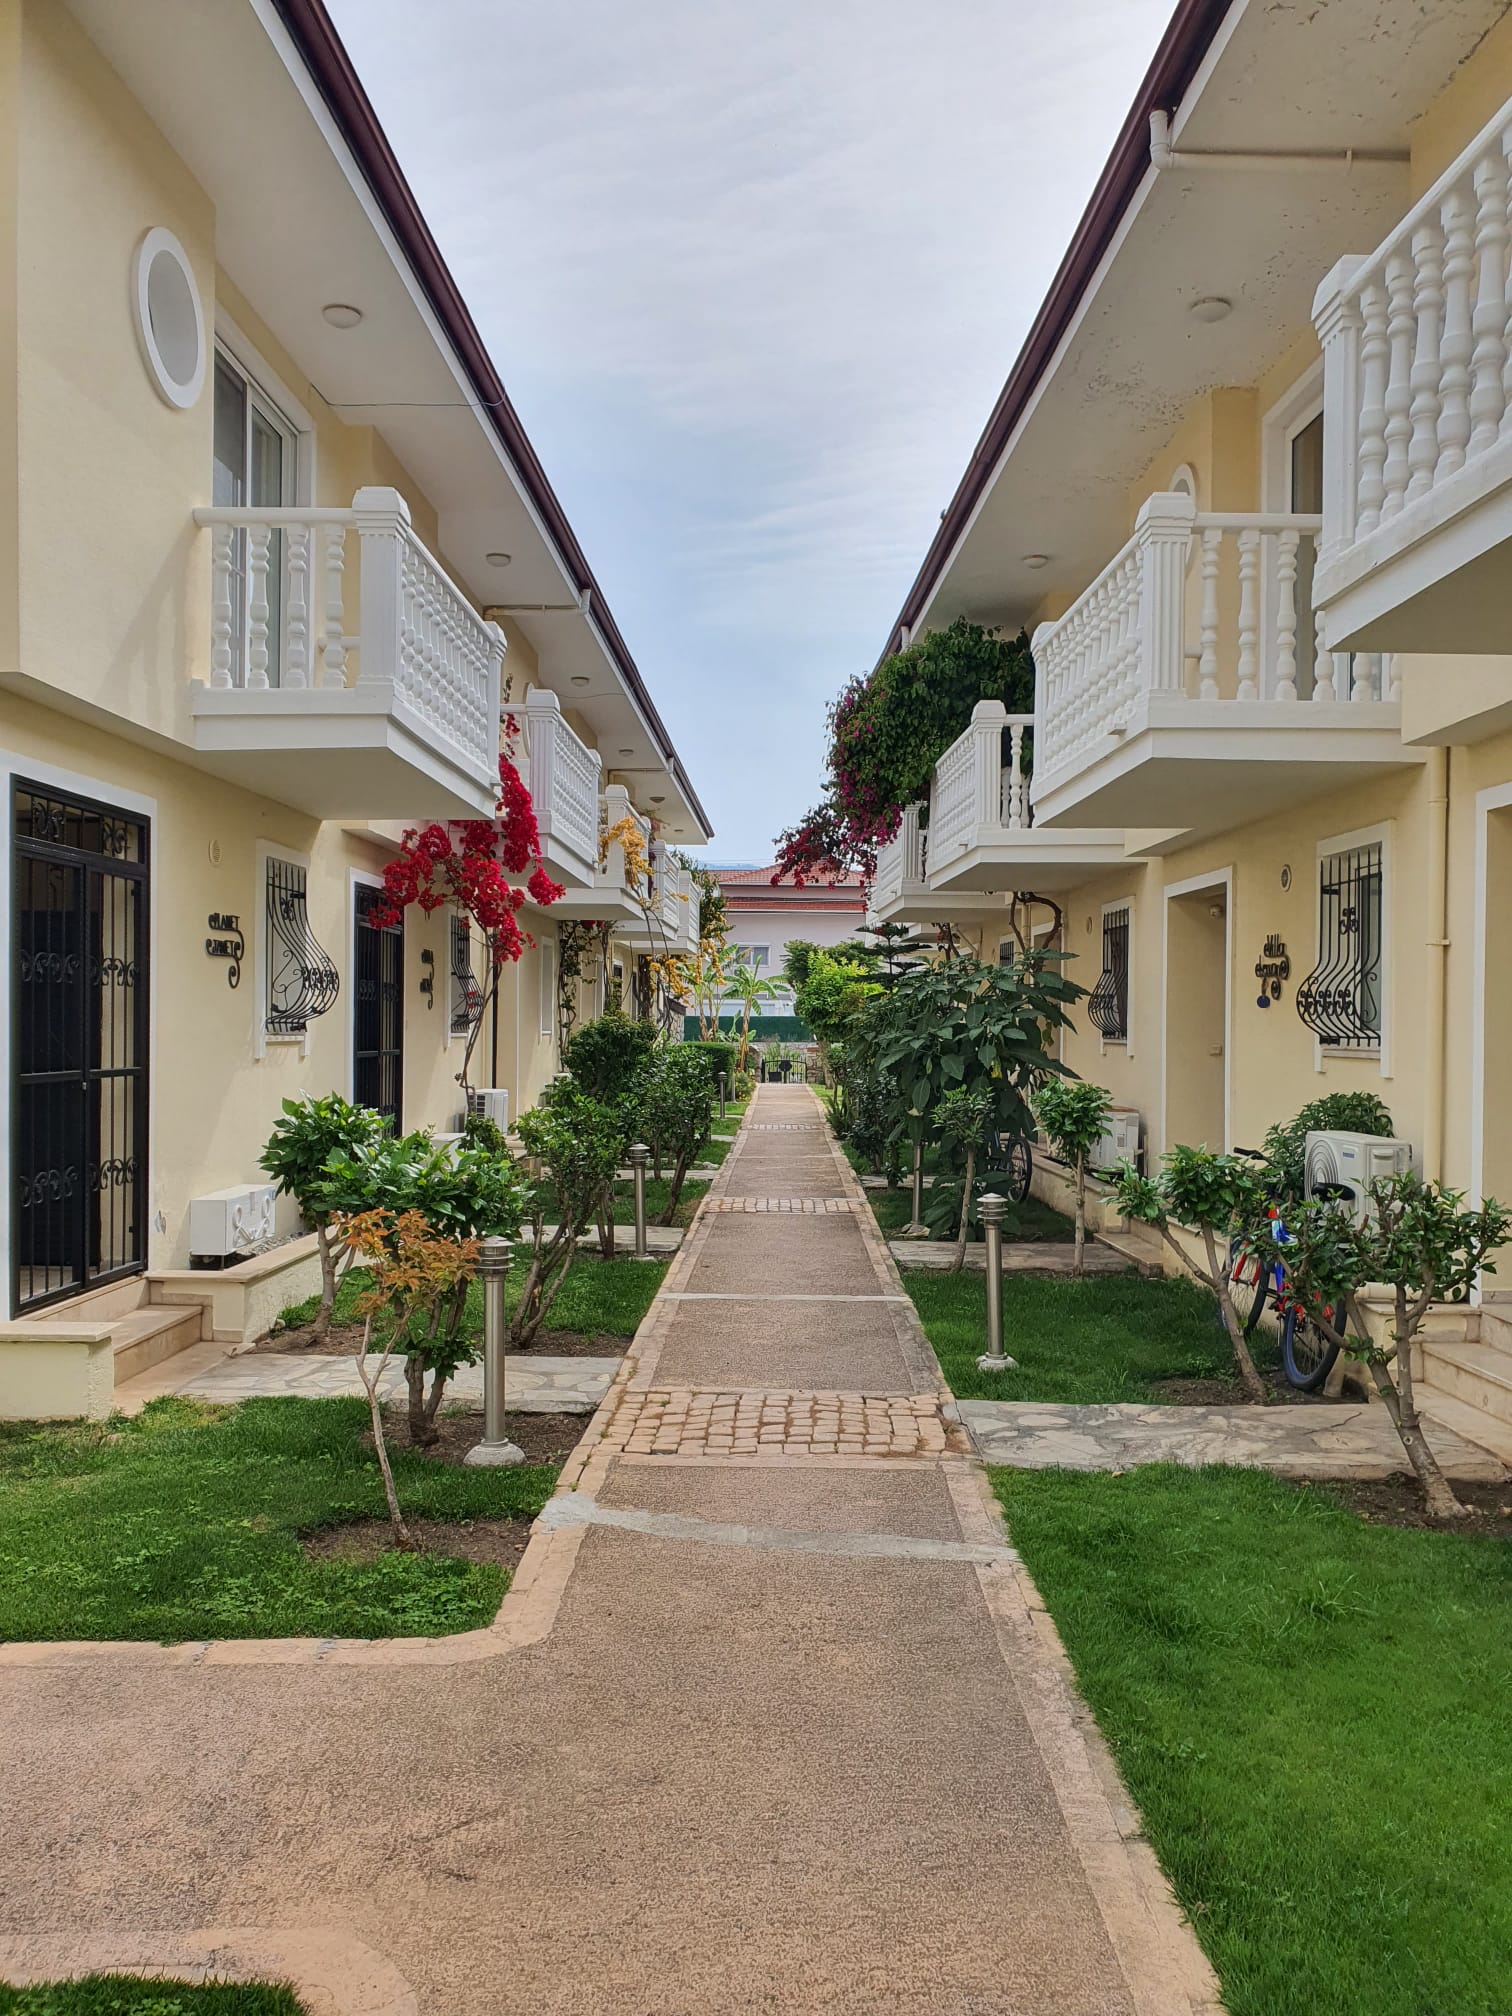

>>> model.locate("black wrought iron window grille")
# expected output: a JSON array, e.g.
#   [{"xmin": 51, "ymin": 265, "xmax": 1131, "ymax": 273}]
[
  {"xmin": 1296, "ymin": 841, "xmax": 1383, "ymax": 1050},
  {"xmin": 1088, "ymin": 906, "xmax": 1130, "ymax": 1041},
  {"xmin": 265, "ymin": 857, "xmax": 339, "ymax": 1037},
  {"xmin": 450, "ymin": 914, "xmax": 484, "ymax": 1035}
]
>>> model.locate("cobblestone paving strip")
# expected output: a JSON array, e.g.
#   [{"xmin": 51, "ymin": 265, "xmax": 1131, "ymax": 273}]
[
  {"xmin": 704, "ymin": 1196, "xmax": 853, "ymax": 1212},
  {"xmin": 601, "ymin": 1386, "xmax": 964, "ymax": 1459}
]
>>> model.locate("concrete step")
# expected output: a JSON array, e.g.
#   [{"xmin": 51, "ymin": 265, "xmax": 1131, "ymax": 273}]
[
  {"xmin": 1416, "ymin": 1387, "xmax": 1512, "ymax": 1470},
  {"xmin": 110, "ymin": 1305, "xmax": 205, "ymax": 1386},
  {"xmin": 1420, "ymin": 1334, "xmax": 1512, "ymax": 1429},
  {"xmin": 34, "ymin": 1276, "xmax": 149, "ymax": 1322}
]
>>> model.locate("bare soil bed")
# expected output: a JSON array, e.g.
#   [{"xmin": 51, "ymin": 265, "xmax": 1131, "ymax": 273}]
[{"xmin": 1322, "ymin": 1473, "xmax": 1512, "ymax": 1536}]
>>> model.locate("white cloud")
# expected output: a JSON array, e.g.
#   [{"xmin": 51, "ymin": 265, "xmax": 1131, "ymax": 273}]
[{"xmin": 327, "ymin": 0, "xmax": 1171, "ymax": 856}]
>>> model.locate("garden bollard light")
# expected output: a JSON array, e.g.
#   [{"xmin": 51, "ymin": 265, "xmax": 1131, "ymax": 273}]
[
  {"xmin": 464, "ymin": 1234, "xmax": 525, "ymax": 1466},
  {"xmin": 629, "ymin": 1142, "xmax": 651, "ymax": 1260},
  {"xmin": 906, "ymin": 1139, "xmax": 927, "ymax": 1236},
  {"xmin": 717, "ymin": 1071, "xmax": 727, "ymax": 1120},
  {"xmin": 976, "ymin": 1192, "xmax": 1019, "ymax": 1373}
]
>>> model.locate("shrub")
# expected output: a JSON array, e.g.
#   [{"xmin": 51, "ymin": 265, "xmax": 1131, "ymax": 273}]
[
  {"xmin": 317, "ymin": 1131, "xmax": 529, "ymax": 1443},
  {"xmin": 258, "ymin": 1093, "xmax": 386, "ymax": 1338},
  {"xmin": 564, "ymin": 1010, "xmax": 657, "ymax": 1105},
  {"xmin": 1261, "ymin": 1091, "xmax": 1396, "ymax": 1200},
  {"xmin": 731, "ymin": 1068, "xmax": 756, "ymax": 1101},
  {"xmin": 687, "ymin": 1036, "xmax": 738, "ymax": 1088},
  {"xmin": 642, "ymin": 1046, "xmax": 716, "ymax": 1221},
  {"xmin": 513, "ymin": 1080, "xmax": 627, "ymax": 1346}
]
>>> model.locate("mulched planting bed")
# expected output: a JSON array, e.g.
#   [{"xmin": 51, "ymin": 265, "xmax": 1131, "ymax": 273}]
[
  {"xmin": 1323, "ymin": 1473, "xmax": 1512, "ymax": 1536},
  {"xmin": 1150, "ymin": 1367, "xmax": 1359, "ymax": 1407},
  {"xmin": 388, "ymin": 1410, "xmax": 585, "ymax": 1466},
  {"xmin": 304, "ymin": 1515, "xmax": 535, "ymax": 1572}
]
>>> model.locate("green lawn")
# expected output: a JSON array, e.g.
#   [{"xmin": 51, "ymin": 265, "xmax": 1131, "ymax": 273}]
[
  {"xmin": 278, "ymin": 1251, "xmax": 666, "ymax": 1344},
  {"xmin": 540, "ymin": 1178, "xmax": 707, "ymax": 1228},
  {"xmin": 0, "ymin": 1980, "xmax": 304, "ymax": 2015},
  {"xmin": 0, "ymin": 1396, "xmax": 556, "ymax": 1643},
  {"xmin": 870, "ymin": 1187, "xmax": 1074, "ymax": 1242},
  {"xmin": 995, "ymin": 1465, "xmax": 1512, "ymax": 2016},
  {"xmin": 903, "ymin": 1270, "xmax": 1266, "ymax": 1402}
]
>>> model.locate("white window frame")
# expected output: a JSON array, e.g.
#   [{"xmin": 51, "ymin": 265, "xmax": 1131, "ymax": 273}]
[
  {"xmin": 256, "ymin": 841, "xmax": 318, "ymax": 1061},
  {"xmin": 1096, "ymin": 900, "xmax": 1134, "ymax": 1056},
  {"xmin": 1309, "ymin": 820, "xmax": 1392, "ymax": 1077},
  {"xmin": 1260, "ymin": 360, "xmax": 1326, "ymax": 696}
]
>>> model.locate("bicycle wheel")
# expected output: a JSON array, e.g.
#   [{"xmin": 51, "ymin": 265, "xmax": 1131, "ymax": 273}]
[
  {"xmin": 1224, "ymin": 1235, "xmax": 1270, "ymax": 1340},
  {"xmin": 1281, "ymin": 1300, "xmax": 1343, "ymax": 1392},
  {"xmin": 1004, "ymin": 1138, "xmax": 1032, "ymax": 1205}
]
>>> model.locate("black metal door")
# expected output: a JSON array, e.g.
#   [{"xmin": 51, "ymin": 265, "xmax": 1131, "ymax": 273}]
[
  {"xmin": 353, "ymin": 884, "xmax": 403, "ymax": 1130},
  {"xmin": 12, "ymin": 781, "xmax": 150, "ymax": 1313}
]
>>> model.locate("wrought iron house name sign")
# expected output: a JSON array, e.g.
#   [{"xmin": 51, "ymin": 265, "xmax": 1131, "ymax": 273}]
[
  {"xmin": 1254, "ymin": 933, "xmax": 1289, "ymax": 1008},
  {"xmin": 206, "ymin": 912, "xmax": 244, "ymax": 989}
]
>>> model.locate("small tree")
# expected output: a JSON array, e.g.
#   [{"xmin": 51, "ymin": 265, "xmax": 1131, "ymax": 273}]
[
  {"xmin": 259, "ymin": 1093, "xmax": 386, "ymax": 1339},
  {"xmin": 1114, "ymin": 1147, "xmax": 1270, "ymax": 1403},
  {"xmin": 1273, "ymin": 1173, "xmax": 1512, "ymax": 1518},
  {"xmin": 368, "ymin": 734, "xmax": 563, "ymax": 1101},
  {"xmin": 512, "ymin": 1080, "xmax": 626, "ymax": 1346},
  {"xmin": 337, "ymin": 1207, "xmax": 478, "ymax": 1547},
  {"xmin": 643, "ymin": 1046, "xmax": 716, "ymax": 1222},
  {"xmin": 936, "ymin": 1087, "xmax": 994, "ymax": 1273},
  {"xmin": 316, "ymin": 1132, "xmax": 529, "ymax": 1445},
  {"xmin": 723, "ymin": 967, "xmax": 780, "ymax": 1072},
  {"xmin": 1034, "ymin": 1079, "xmax": 1112, "ymax": 1276},
  {"xmin": 1260, "ymin": 1091, "xmax": 1396, "ymax": 1202}
]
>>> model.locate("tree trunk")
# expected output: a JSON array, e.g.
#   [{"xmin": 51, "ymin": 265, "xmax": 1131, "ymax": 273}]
[
  {"xmin": 1073, "ymin": 1154, "xmax": 1086, "ymax": 1278},
  {"xmin": 1375, "ymin": 1285, "xmax": 1468, "ymax": 1518},
  {"xmin": 404, "ymin": 1352, "xmax": 437, "ymax": 1447},
  {"xmin": 353, "ymin": 1318, "xmax": 414, "ymax": 1549},
  {"xmin": 1199, "ymin": 1223, "xmax": 1267, "ymax": 1403},
  {"xmin": 951, "ymin": 1148, "xmax": 977, "ymax": 1275},
  {"xmin": 597, "ymin": 1205, "xmax": 616, "ymax": 1260}
]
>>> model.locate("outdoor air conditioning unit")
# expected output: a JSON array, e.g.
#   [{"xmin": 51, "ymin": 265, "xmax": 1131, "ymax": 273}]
[
  {"xmin": 464, "ymin": 1088, "xmax": 509, "ymax": 1134},
  {"xmin": 1090, "ymin": 1107, "xmax": 1141, "ymax": 1174},
  {"xmin": 1304, "ymin": 1131, "xmax": 1414, "ymax": 1226},
  {"xmin": 189, "ymin": 1185, "xmax": 272, "ymax": 1269}
]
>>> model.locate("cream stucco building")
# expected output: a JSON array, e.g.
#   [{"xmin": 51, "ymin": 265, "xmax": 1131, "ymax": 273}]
[
  {"xmin": 0, "ymin": 0, "xmax": 707, "ymax": 1401},
  {"xmin": 872, "ymin": 0, "xmax": 1512, "ymax": 1458}
]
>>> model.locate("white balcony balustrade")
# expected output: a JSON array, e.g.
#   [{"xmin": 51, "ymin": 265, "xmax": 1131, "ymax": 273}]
[
  {"xmin": 549, "ymin": 785, "xmax": 653, "ymax": 924},
  {"xmin": 1313, "ymin": 92, "xmax": 1512, "ymax": 650},
  {"xmin": 190, "ymin": 487, "xmax": 503, "ymax": 819},
  {"xmin": 1030, "ymin": 493, "xmax": 1412, "ymax": 839},
  {"xmin": 868, "ymin": 708, "xmax": 1126, "ymax": 923},
  {"xmin": 519, "ymin": 687, "xmax": 603, "ymax": 888}
]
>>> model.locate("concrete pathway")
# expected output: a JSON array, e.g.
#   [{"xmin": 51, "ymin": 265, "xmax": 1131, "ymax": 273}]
[
  {"xmin": 0, "ymin": 1085, "xmax": 1220, "ymax": 2016},
  {"xmin": 961, "ymin": 1396, "xmax": 1507, "ymax": 1480}
]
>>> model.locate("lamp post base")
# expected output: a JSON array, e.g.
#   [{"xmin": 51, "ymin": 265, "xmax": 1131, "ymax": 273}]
[
  {"xmin": 463, "ymin": 1438, "xmax": 526, "ymax": 1467},
  {"xmin": 976, "ymin": 1352, "xmax": 1019, "ymax": 1373}
]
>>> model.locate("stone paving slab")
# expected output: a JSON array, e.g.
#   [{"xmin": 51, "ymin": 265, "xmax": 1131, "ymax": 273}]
[
  {"xmin": 960, "ymin": 1397, "xmax": 1509, "ymax": 1481},
  {"xmin": 893, "ymin": 1239, "xmax": 1138, "ymax": 1275},
  {"xmin": 651, "ymin": 1294, "xmax": 922, "ymax": 1393},
  {"xmin": 704, "ymin": 1196, "xmax": 852, "ymax": 1213},
  {"xmin": 173, "ymin": 1352, "xmax": 621, "ymax": 1414}
]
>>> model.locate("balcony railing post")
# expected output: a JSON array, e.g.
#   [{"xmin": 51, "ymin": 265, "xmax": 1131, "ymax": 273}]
[
  {"xmin": 1313, "ymin": 257, "xmax": 1366, "ymax": 566},
  {"xmin": 602, "ymin": 781, "xmax": 632, "ymax": 889},
  {"xmin": 352, "ymin": 486, "xmax": 411, "ymax": 689},
  {"xmin": 1133, "ymin": 492, "xmax": 1195, "ymax": 695},
  {"xmin": 968, "ymin": 700, "xmax": 1007, "ymax": 833}
]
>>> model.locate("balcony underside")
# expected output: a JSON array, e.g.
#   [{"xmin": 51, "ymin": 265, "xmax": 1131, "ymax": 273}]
[
  {"xmin": 868, "ymin": 883, "xmax": 1009, "ymax": 925},
  {"xmin": 190, "ymin": 684, "xmax": 496, "ymax": 819},
  {"xmin": 928, "ymin": 829, "xmax": 1131, "ymax": 894},
  {"xmin": 548, "ymin": 885, "xmax": 643, "ymax": 927},
  {"xmin": 1317, "ymin": 454, "xmax": 1512, "ymax": 654},
  {"xmin": 1033, "ymin": 701, "xmax": 1418, "ymax": 843}
]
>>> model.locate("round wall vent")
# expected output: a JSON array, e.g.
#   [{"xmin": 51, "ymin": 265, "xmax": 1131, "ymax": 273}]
[{"xmin": 132, "ymin": 227, "xmax": 206, "ymax": 410}]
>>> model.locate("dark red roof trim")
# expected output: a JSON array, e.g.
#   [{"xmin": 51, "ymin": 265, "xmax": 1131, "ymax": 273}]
[
  {"xmin": 881, "ymin": 0, "xmax": 1234, "ymax": 661},
  {"xmin": 271, "ymin": 0, "xmax": 712, "ymax": 840}
]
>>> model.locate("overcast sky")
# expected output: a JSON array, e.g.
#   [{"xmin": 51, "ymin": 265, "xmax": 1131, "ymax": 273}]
[{"xmin": 327, "ymin": 0, "xmax": 1171, "ymax": 862}]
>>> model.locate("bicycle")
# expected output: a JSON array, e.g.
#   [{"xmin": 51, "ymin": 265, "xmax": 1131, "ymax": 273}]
[
  {"xmin": 1225, "ymin": 1150, "xmax": 1345, "ymax": 1393},
  {"xmin": 987, "ymin": 1129, "xmax": 1033, "ymax": 1205}
]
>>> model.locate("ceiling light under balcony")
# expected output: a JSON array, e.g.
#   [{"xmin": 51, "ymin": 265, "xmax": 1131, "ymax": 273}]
[
  {"xmin": 1022, "ymin": 553, "xmax": 1050, "ymax": 570},
  {"xmin": 618, "ymin": 747, "xmax": 634, "ymax": 756},
  {"xmin": 321, "ymin": 302, "xmax": 363, "ymax": 329},
  {"xmin": 570, "ymin": 675, "xmax": 591, "ymax": 687},
  {"xmin": 1189, "ymin": 295, "xmax": 1233, "ymax": 324},
  {"xmin": 650, "ymin": 795, "xmax": 665, "ymax": 804},
  {"xmin": 485, "ymin": 551, "xmax": 512, "ymax": 568}
]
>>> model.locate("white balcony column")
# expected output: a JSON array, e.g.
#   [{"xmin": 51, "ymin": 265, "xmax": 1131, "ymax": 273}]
[
  {"xmin": 1134, "ymin": 491, "xmax": 1196, "ymax": 693},
  {"xmin": 352, "ymin": 486, "xmax": 411, "ymax": 690},
  {"xmin": 1313, "ymin": 257, "xmax": 1366, "ymax": 564},
  {"xmin": 208, "ymin": 522, "xmax": 235, "ymax": 690},
  {"xmin": 284, "ymin": 523, "xmax": 310, "ymax": 690},
  {"xmin": 1406, "ymin": 216, "xmax": 1446, "ymax": 503},
  {"xmin": 1003, "ymin": 720, "xmax": 1028, "ymax": 828},
  {"xmin": 600, "ymin": 781, "xmax": 633, "ymax": 890},
  {"xmin": 968, "ymin": 699, "xmax": 1007, "ymax": 828},
  {"xmin": 1273, "ymin": 528, "xmax": 1300, "ymax": 702},
  {"xmin": 245, "ymin": 524, "xmax": 272, "ymax": 691},
  {"xmin": 902, "ymin": 801, "xmax": 925, "ymax": 881},
  {"xmin": 1468, "ymin": 144, "xmax": 1510, "ymax": 456}
]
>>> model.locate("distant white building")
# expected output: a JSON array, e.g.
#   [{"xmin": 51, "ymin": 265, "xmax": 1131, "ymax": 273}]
[{"xmin": 713, "ymin": 866, "xmax": 868, "ymax": 1017}]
